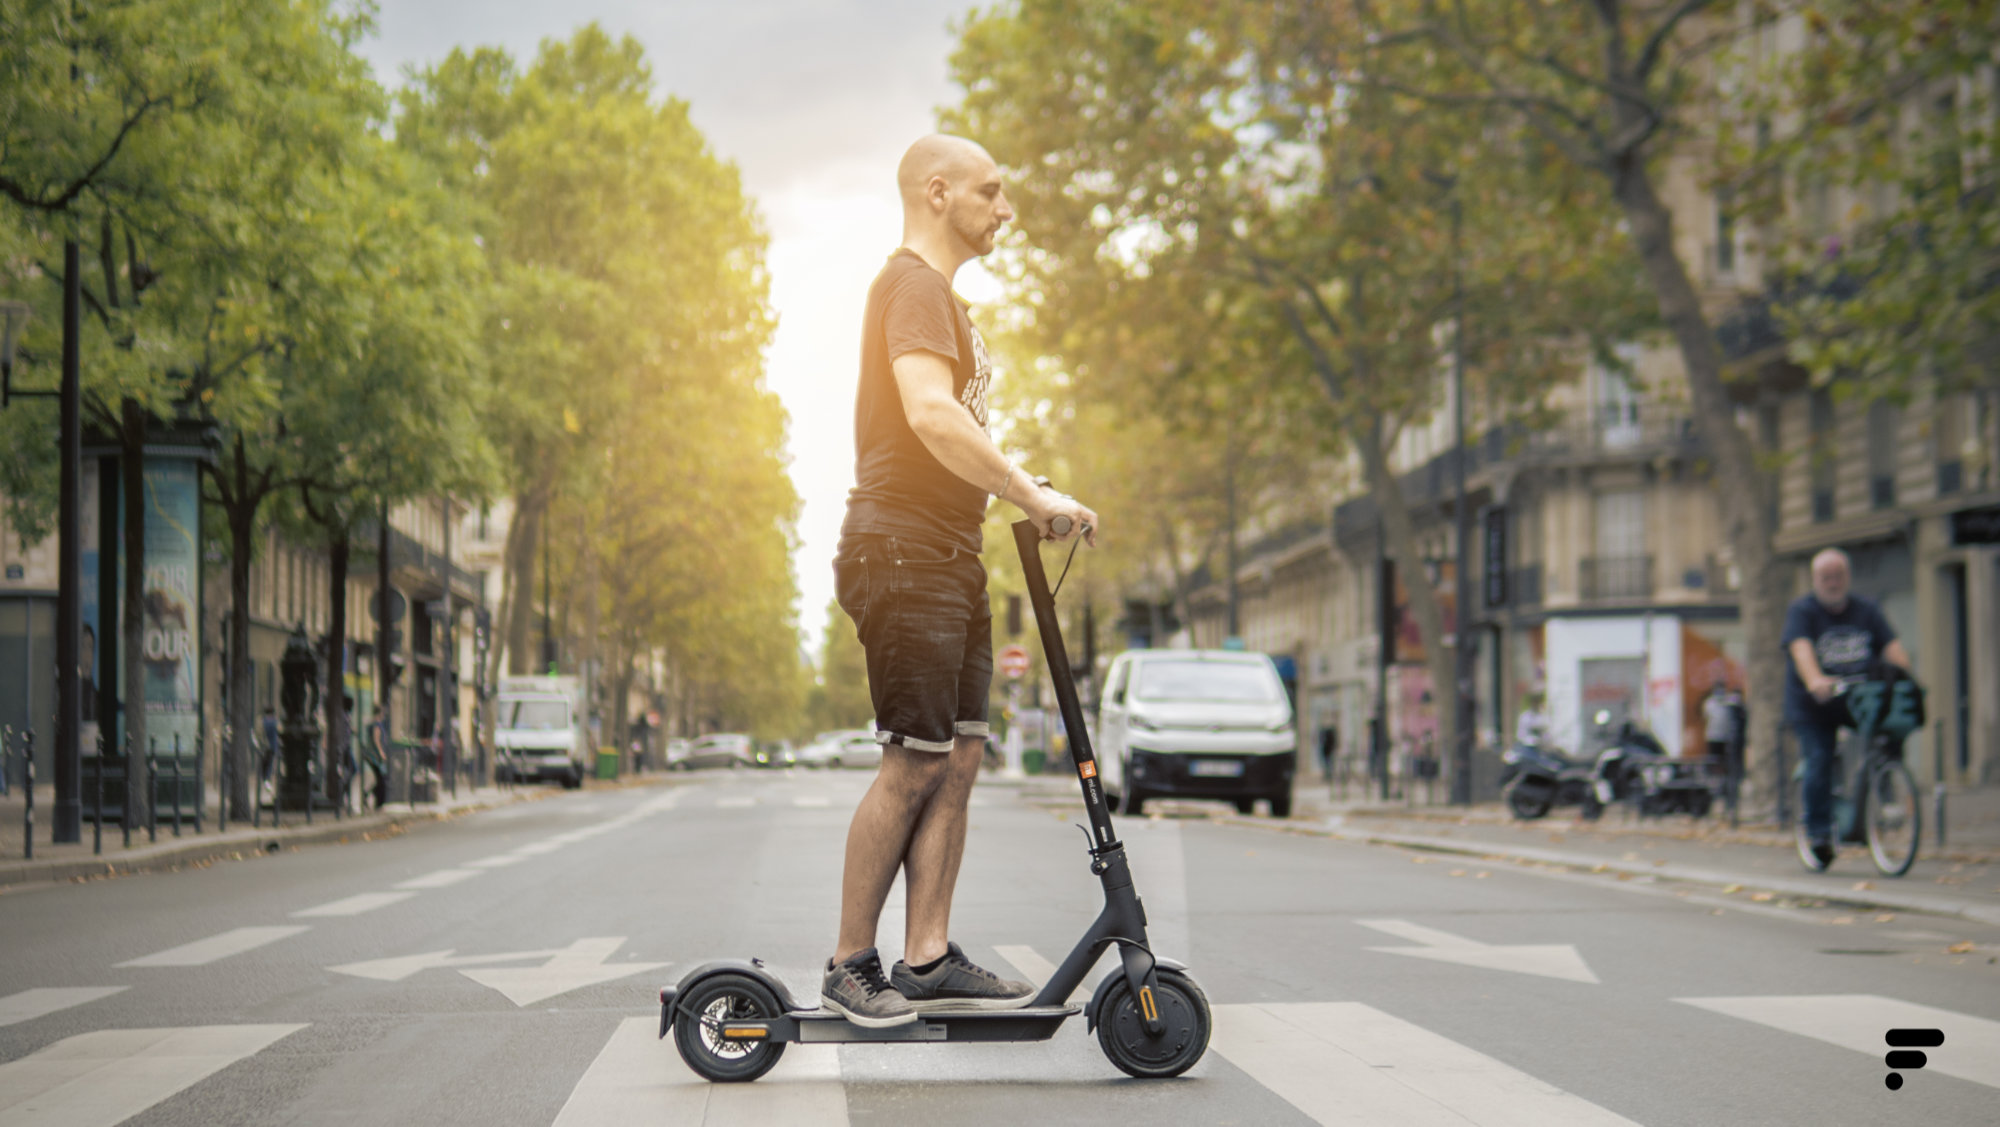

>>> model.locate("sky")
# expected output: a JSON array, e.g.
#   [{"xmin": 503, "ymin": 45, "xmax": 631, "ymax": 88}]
[{"xmin": 356, "ymin": 0, "xmax": 1003, "ymax": 653}]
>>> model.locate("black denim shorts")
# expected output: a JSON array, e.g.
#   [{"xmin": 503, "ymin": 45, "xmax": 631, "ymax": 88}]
[{"xmin": 832, "ymin": 533, "xmax": 992, "ymax": 752}]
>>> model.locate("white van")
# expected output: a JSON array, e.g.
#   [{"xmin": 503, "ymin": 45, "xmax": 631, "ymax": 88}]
[
  {"xmin": 494, "ymin": 675, "xmax": 589, "ymax": 788},
  {"xmin": 1096, "ymin": 650, "xmax": 1296, "ymax": 817}
]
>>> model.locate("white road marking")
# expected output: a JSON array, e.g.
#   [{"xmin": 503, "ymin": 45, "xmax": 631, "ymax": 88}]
[
  {"xmin": 1678, "ymin": 994, "xmax": 2000, "ymax": 1090},
  {"xmin": 715, "ymin": 797, "xmax": 756, "ymax": 809},
  {"xmin": 993, "ymin": 946, "xmax": 1057, "ymax": 990},
  {"xmin": 116, "ymin": 926, "xmax": 310, "ymax": 968},
  {"xmin": 331, "ymin": 947, "xmax": 566, "ymax": 983},
  {"xmin": 458, "ymin": 938, "xmax": 668, "ymax": 1007},
  {"xmin": 1358, "ymin": 919, "xmax": 1599, "ymax": 984},
  {"xmin": 1211, "ymin": 1002, "xmax": 1641, "ymax": 1126},
  {"xmin": 290, "ymin": 892, "xmax": 417, "ymax": 918},
  {"xmin": 554, "ymin": 1016, "xmax": 845, "ymax": 1125},
  {"xmin": 466, "ymin": 854, "xmax": 527, "ymax": 869},
  {"xmin": 512, "ymin": 841, "xmax": 565, "ymax": 856},
  {"xmin": 0, "ymin": 1024, "xmax": 306, "ymax": 1126},
  {"xmin": 792, "ymin": 796, "xmax": 831, "ymax": 808},
  {"xmin": 395, "ymin": 869, "xmax": 480, "ymax": 890},
  {"xmin": 0, "ymin": 988, "xmax": 126, "ymax": 1029}
]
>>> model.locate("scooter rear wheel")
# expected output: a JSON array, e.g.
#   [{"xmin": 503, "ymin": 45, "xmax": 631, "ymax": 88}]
[
  {"xmin": 1095, "ymin": 968, "xmax": 1211, "ymax": 1079},
  {"xmin": 672, "ymin": 973, "xmax": 788, "ymax": 1083}
]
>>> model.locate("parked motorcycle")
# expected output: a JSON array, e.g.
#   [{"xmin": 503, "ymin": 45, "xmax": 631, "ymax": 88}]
[
  {"xmin": 1584, "ymin": 710, "xmax": 1714, "ymax": 820},
  {"xmin": 1500, "ymin": 742, "xmax": 1597, "ymax": 820}
]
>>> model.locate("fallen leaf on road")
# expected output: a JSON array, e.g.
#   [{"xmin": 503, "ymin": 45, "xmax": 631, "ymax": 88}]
[
  {"xmin": 1449, "ymin": 869, "xmax": 1467, "ymax": 877},
  {"xmin": 1474, "ymin": 871, "xmax": 1490, "ymax": 879},
  {"xmin": 1591, "ymin": 863, "xmax": 1608, "ymax": 873},
  {"xmin": 1829, "ymin": 916, "xmax": 1854, "ymax": 925},
  {"xmin": 1852, "ymin": 881, "xmax": 1874, "ymax": 892},
  {"xmin": 1948, "ymin": 941, "xmax": 1976, "ymax": 954},
  {"xmin": 1751, "ymin": 891, "xmax": 1775, "ymax": 902},
  {"xmin": 1653, "ymin": 859, "xmax": 1667, "ymax": 867},
  {"xmin": 1723, "ymin": 884, "xmax": 1743, "ymax": 893},
  {"xmin": 1622, "ymin": 852, "xmax": 1641, "ymax": 861},
  {"xmin": 1874, "ymin": 913, "xmax": 1896, "ymax": 923}
]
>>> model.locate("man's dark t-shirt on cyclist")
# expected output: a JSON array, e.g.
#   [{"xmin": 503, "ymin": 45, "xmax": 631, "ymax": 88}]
[
  {"xmin": 842, "ymin": 249, "xmax": 992, "ymax": 553},
  {"xmin": 1781, "ymin": 590, "xmax": 1897, "ymax": 726}
]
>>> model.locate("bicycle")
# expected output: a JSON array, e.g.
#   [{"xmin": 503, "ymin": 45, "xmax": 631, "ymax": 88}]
[{"xmin": 1792, "ymin": 671, "xmax": 1926, "ymax": 877}]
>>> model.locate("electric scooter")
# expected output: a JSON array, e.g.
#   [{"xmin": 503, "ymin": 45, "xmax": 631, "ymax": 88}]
[{"xmin": 659, "ymin": 518, "xmax": 1213, "ymax": 1082}]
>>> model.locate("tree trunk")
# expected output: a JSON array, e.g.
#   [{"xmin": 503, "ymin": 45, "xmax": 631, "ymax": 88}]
[
  {"xmin": 503, "ymin": 491, "xmax": 542, "ymax": 675},
  {"xmin": 1353, "ymin": 415, "xmax": 1460, "ymax": 771},
  {"xmin": 119, "ymin": 400, "xmax": 149, "ymax": 829},
  {"xmin": 1610, "ymin": 159, "xmax": 1785, "ymax": 809},
  {"xmin": 225, "ymin": 436, "xmax": 256, "ymax": 820},
  {"xmin": 323, "ymin": 523, "xmax": 349, "ymax": 804}
]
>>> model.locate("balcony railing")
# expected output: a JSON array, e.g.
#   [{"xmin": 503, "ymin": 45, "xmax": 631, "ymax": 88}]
[{"xmin": 1580, "ymin": 555, "xmax": 1653, "ymax": 600}]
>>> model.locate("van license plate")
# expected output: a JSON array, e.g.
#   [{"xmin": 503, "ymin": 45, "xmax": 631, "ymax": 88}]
[{"xmin": 1190, "ymin": 759, "xmax": 1244, "ymax": 778}]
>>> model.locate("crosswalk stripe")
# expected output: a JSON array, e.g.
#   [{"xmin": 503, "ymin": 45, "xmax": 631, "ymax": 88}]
[
  {"xmin": 992, "ymin": 945, "xmax": 1056, "ymax": 990},
  {"xmin": 1211, "ymin": 1003, "xmax": 1642, "ymax": 1126},
  {"xmin": 1677, "ymin": 994, "xmax": 2000, "ymax": 1090},
  {"xmin": 115, "ymin": 926, "xmax": 310, "ymax": 968},
  {"xmin": 0, "ymin": 988, "xmax": 126, "ymax": 1029},
  {"xmin": 0, "ymin": 1024, "xmax": 306, "ymax": 1126},
  {"xmin": 553, "ymin": 1015, "xmax": 847, "ymax": 1125},
  {"xmin": 290, "ymin": 892, "xmax": 417, "ymax": 918},
  {"xmin": 792, "ymin": 796, "xmax": 831, "ymax": 808},
  {"xmin": 395, "ymin": 869, "xmax": 480, "ymax": 890}
]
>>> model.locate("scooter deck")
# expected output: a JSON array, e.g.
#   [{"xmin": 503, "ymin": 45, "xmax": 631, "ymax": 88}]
[{"xmin": 786, "ymin": 1004, "xmax": 1080, "ymax": 1043}]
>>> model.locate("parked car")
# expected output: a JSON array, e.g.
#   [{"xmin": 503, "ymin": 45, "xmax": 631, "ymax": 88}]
[
  {"xmin": 663, "ymin": 738, "xmax": 692, "ymax": 770},
  {"xmin": 1095, "ymin": 650, "xmax": 1297, "ymax": 817},
  {"xmin": 675, "ymin": 733, "xmax": 753, "ymax": 770},
  {"xmin": 797, "ymin": 730, "xmax": 869, "ymax": 768},
  {"xmin": 830, "ymin": 732, "xmax": 884, "ymax": 770},
  {"xmin": 753, "ymin": 740, "xmax": 797, "ymax": 768}
]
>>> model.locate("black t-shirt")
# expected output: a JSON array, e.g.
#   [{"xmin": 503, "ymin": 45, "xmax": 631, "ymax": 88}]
[
  {"xmin": 1781, "ymin": 592, "xmax": 1897, "ymax": 723},
  {"xmin": 841, "ymin": 249, "xmax": 993, "ymax": 552}
]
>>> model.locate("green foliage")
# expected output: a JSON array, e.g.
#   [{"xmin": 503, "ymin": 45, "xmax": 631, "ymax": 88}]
[{"xmin": 811, "ymin": 598, "xmax": 874, "ymax": 734}]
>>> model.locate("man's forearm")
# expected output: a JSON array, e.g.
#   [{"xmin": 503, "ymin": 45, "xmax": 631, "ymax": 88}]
[
  {"xmin": 1788, "ymin": 638, "xmax": 1824, "ymax": 684},
  {"xmin": 910, "ymin": 403, "xmax": 1041, "ymax": 514}
]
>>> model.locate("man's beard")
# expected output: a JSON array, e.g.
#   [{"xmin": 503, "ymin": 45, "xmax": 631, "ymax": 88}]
[{"xmin": 953, "ymin": 212, "xmax": 996, "ymax": 254}]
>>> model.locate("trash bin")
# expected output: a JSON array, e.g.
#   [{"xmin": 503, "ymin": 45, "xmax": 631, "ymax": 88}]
[
  {"xmin": 1023, "ymin": 748, "xmax": 1046, "ymax": 775},
  {"xmin": 595, "ymin": 748, "xmax": 619, "ymax": 780}
]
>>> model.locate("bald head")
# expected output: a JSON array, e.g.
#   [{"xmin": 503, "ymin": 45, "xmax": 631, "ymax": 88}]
[
  {"xmin": 896, "ymin": 134, "xmax": 1012, "ymax": 266},
  {"xmin": 1811, "ymin": 548, "xmax": 1851, "ymax": 610}
]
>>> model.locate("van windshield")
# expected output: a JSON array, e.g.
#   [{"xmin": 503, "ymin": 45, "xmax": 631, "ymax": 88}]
[
  {"xmin": 1133, "ymin": 661, "xmax": 1280, "ymax": 703},
  {"xmin": 503, "ymin": 701, "xmax": 569, "ymax": 731}
]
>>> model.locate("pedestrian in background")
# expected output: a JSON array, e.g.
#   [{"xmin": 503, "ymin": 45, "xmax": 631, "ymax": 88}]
[
  {"xmin": 259, "ymin": 705, "xmax": 280, "ymax": 786},
  {"xmin": 1703, "ymin": 672, "xmax": 1744, "ymax": 813},
  {"xmin": 1318, "ymin": 724, "xmax": 1338, "ymax": 784},
  {"xmin": 366, "ymin": 707, "xmax": 389, "ymax": 810}
]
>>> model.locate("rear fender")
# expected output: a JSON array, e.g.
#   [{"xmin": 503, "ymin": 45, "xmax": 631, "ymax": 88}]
[
  {"xmin": 658, "ymin": 958, "xmax": 800, "ymax": 1038},
  {"xmin": 1085, "ymin": 951, "xmax": 1188, "ymax": 1033}
]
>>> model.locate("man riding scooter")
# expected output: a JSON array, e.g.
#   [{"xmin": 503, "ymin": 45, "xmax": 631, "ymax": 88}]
[
  {"xmin": 823, "ymin": 134, "xmax": 1097, "ymax": 1027},
  {"xmin": 1785, "ymin": 548, "xmax": 1912, "ymax": 871}
]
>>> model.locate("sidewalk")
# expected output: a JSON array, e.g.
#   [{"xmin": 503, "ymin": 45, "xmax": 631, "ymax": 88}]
[
  {"xmin": 1021, "ymin": 773, "xmax": 2000, "ymax": 926},
  {"xmin": 0, "ymin": 772, "xmax": 660, "ymax": 889}
]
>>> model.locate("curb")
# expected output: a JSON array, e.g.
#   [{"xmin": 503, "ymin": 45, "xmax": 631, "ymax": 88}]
[
  {"xmin": 0, "ymin": 794, "xmax": 532, "ymax": 890},
  {"xmin": 1208, "ymin": 814, "xmax": 2000, "ymax": 927}
]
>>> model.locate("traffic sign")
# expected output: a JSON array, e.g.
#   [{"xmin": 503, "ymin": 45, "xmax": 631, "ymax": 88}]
[{"xmin": 998, "ymin": 644, "xmax": 1030, "ymax": 679}]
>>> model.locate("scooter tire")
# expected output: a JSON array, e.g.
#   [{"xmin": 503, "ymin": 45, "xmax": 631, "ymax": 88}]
[
  {"xmin": 672, "ymin": 973, "xmax": 789, "ymax": 1083},
  {"xmin": 1096, "ymin": 967, "xmax": 1211, "ymax": 1079}
]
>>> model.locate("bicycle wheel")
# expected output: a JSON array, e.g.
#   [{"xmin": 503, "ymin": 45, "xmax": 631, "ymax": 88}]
[{"xmin": 1865, "ymin": 757, "xmax": 1921, "ymax": 878}]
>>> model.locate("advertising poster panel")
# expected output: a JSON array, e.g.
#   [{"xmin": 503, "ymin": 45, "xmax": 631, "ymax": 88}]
[{"xmin": 142, "ymin": 458, "xmax": 202, "ymax": 756}]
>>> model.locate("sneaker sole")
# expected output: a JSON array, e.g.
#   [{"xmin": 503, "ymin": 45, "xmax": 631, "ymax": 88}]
[
  {"xmin": 820, "ymin": 995, "xmax": 919, "ymax": 1028},
  {"xmin": 900, "ymin": 991, "xmax": 1037, "ymax": 1013}
]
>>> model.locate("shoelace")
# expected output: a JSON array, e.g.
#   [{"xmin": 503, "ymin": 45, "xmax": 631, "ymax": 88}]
[{"xmin": 850, "ymin": 956, "xmax": 897, "ymax": 998}]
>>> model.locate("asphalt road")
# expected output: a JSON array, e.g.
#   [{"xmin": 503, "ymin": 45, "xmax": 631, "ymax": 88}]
[{"xmin": 1, "ymin": 770, "xmax": 1996, "ymax": 1126}]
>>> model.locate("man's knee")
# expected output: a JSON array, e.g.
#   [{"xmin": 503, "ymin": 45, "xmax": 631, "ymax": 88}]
[{"xmin": 879, "ymin": 744, "xmax": 952, "ymax": 805}]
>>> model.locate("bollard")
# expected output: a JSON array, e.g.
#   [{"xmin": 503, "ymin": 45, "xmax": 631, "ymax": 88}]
[
  {"xmin": 122, "ymin": 735, "xmax": 133, "ymax": 850},
  {"xmin": 23, "ymin": 730, "xmax": 34, "ymax": 861},
  {"xmin": 92, "ymin": 733, "xmax": 103, "ymax": 855},
  {"xmin": 304, "ymin": 751, "xmax": 314, "ymax": 827},
  {"xmin": 171, "ymin": 733, "xmax": 183, "ymax": 838},
  {"xmin": 147, "ymin": 737, "xmax": 158, "ymax": 844},
  {"xmin": 1934, "ymin": 718, "xmax": 1947, "ymax": 848}
]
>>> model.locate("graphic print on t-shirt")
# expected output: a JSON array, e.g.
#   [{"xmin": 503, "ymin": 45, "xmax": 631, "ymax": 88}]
[
  {"xmin": 1816, "ymin": 626, "xmax": 1874, "ymax": 677},
  {"xmin": 960, "ymin": 322, "xmax": 991, "ymax": 429}
]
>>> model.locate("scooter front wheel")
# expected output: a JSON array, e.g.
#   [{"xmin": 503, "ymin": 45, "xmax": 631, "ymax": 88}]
[
  {"xmin": 672, "ymin": 973, "xmax": 788, "ymax": 1083},
  {"xmin": 1096, "ymin": 968, "xmax": 1210, "ymax": 1079}
]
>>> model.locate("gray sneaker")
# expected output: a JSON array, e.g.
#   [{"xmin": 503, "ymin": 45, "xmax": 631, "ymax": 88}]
[
  {"xmin": 891, "ymin": 942, "xmax": 1035, "ymax": 1012},
  {"xmin": 822, "ymin": 948, "xmax": 917, "ymax": 1028}
]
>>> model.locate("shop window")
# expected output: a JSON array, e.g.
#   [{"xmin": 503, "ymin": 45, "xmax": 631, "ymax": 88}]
[
  {"xmin": 1810, "ymin": 390, "xmax": 1836, "ymax": 522},
  {"xmin": 1867, "ymin": 400, "xmax": 1898, "ymax": 510}
]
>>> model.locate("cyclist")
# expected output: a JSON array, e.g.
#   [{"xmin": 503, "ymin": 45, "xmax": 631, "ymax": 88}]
[{"xmin": 1783, "ymin": 548, "xmax": 1911, "ymax": 870}]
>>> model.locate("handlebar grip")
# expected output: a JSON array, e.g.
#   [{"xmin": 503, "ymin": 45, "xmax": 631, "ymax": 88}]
[{"xmin": 1050, "ymin": 514, "xmax": 1073, "ymax": 536}]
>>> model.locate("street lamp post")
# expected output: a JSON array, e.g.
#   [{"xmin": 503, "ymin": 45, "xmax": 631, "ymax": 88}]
[{"xmin": 1426, "ymin": 172, "xmax": 1477, "ymax": 806}]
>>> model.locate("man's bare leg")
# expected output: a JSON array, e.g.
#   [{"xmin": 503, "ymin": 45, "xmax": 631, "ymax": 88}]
[
  {"xmin": 901, "ymin": 734, "xmax": 984, "ymax": 965},
  {"xmin": 834, "ymin": 744, "xmax": 949, "ymax": 964}
]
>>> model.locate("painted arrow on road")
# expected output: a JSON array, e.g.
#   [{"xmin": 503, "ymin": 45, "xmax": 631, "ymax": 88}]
[
  {"xmin": 330, "ymin": 938, "xmax": 668, "ymax": 1006},
  {"xmin": 1358, "ymin": 919, "xmax": 1600, "ymax": 983}
]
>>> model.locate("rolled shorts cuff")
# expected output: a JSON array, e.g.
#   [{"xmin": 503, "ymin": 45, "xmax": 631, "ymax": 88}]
[
  {"xmin": 878, "ymin": 730, "xmax": 956, "ymax": 753},
  {"xmin": 955, "ymin": 721, "xmax": 990, "ymax": 738}
]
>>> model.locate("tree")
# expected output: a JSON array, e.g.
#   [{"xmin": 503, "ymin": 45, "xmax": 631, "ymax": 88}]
[
  {"xmin": 810, "ymin": 598, "xmax": 874, "ymax": 734},
  {"xmin": 949, "ymin": 0, "xmax": 1649, "ymax": 762}
]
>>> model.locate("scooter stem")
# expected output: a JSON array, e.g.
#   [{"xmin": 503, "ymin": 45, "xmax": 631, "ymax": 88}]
[{"xmin": 1012, "ymin": 519, "xmax": 1118, "ymax": 854}]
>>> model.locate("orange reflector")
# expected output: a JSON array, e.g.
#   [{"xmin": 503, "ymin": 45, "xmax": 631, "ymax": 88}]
[
  {"xmin": 1139, "ymin": 986, "xmax": 1158, "ymax": 1022},
  {"xmin": 722, "ymin": 1026, "xmax": 767, "ymax": 1039},
  {"xmin": 1079, "ymin": 761, "xmax": 1097, "ymax": 779}
]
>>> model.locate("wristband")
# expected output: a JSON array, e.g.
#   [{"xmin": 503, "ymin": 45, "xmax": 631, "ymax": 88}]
[{"xmin": 995, "ymin": 462, "xmax": 1015, "ymax": 500}]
